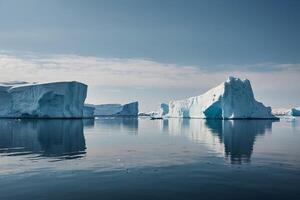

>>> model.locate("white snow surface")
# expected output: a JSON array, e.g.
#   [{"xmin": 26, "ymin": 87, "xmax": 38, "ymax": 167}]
[
  {"xmin": 0, "ymin": 81, "xmax": 87, "ymax": 118},
  {"xmin": 168, "ymin": 77, "xmax": 276, "ymax": 119},
  {"xmin": 87, "ymin": 101, "xmax": 138, "ymax": 116}
]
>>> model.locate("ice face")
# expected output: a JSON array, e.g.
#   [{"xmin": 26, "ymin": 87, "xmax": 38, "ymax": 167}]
[
  {"xmin": 0, "ymin": 81, "xmax": 87, "ymax": 118},
  {"xmin": 159, "ymin": 103, "xmax": 169, "ymax": 116},
  {"xmin": 168, "ymin": 77, "xmax": 277, "ymax": 119},
  {"xmin": 88, "ymin": 101, "xmax": 139, "ymax": 117},
  {"xmin": 115, "ymin": 101, "xmax": 139, "ymax": 116},
  {"xmin": 83, "ymin": 106, "xmax": 95, "ymax": 118}
]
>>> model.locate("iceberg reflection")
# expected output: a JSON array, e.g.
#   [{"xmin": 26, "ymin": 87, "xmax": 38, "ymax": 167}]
[
  {"xmin": 0, "ymin": 119, "xmax": 86, "ymax": 159},
  {"xmin": 165, "ymin": 119, "xmax": 274, "ymax": 164},
  {"xmin": 95, "ymin": 117, "xmax": 139, "ymax": 135}
]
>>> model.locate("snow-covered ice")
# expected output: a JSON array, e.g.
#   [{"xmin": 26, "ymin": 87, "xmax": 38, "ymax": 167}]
[
  {"xmin": 0, "ymin": 81, "xmax": 87, "ymax": 118},
  {"xmin": 168, "ymin": 77, "xmax": 277, "ymax": 119},
  {"xmin": 87, "ymin": 101, "xmax": 138, "ymax": 117}
]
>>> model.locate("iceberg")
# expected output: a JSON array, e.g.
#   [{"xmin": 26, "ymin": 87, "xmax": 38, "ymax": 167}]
[
  {"xmin": 87, "ymin": 101, "xmax": 138, "ymax": 117},
  {"xmin": 0, "ymin": 81, "xmax": 87, "ymax": 118},
  {"xmin": 272, "ymin": 107, "xmax": 300, "ymax": 116},
  {"xmin": 83, "ymin": 105, "xmax": 95, "ymax": 118},
  {"xmin": 148, "ymin": 103, "xmax": 169, "ymax": 119},
  {"xmin": 168, "ymin": 77, "xmax": 277, "ymax": 119},
  {"xmin": 287, "ymin": 107, "xmax": 300, "ymax": 116},
  {"xmin": 158, "ymin": 103, "xmax": 169, "ymax": 117}
]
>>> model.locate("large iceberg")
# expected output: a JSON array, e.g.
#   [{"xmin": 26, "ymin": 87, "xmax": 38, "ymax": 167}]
[
  {"xmin": 0, "ymin": 81, "xmax": 87, "ymax": 118},
  {"xmin": 87, "ymin": 101, "xmax": 139, "ymax": 117},
  {"xmin": 168, "ymin": 77, "xmax": 277, "ymax": 119}
]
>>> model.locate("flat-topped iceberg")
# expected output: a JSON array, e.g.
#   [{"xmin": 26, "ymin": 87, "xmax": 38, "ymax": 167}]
[
  {"xmin": 87, "ymin": 101, "xmax": 138, "ymax": 117},
  {"xmin": 83, "ymin": 105, "xmax": 95, "ymax": 118},
  {"xmin": 168, "ymin": 77, "xmax": 277, "ymax": 119},
  {"xmin": 0, "ymin": 81, "xmax": 87, "ymax": 118}
]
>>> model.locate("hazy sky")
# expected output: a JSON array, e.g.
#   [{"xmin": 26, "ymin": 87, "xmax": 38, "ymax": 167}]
[{"xmin": 0, "ymin": 0, "xmax": 299, "ymax": 111}]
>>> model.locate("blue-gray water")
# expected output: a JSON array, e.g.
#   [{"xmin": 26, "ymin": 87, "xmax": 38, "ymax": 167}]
[{"xmin": 0, "ymin": 117, "xmax": 299, "ymax": 200}]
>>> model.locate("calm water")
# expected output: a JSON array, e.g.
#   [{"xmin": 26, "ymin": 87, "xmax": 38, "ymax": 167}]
[{"xmin": 0, "ymin": 117, "xmax": 299, "ymax": 200}]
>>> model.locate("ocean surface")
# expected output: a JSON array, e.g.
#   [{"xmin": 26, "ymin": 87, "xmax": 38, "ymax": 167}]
[{"xmin": 0, "ymin": 117, "xmax": 299, "ymax": 200}]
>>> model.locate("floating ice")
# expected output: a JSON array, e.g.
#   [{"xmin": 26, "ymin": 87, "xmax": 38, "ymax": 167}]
[
  {"xmin": 272, "ymin": 107, "xmax": 300, "ymax": 116},
  {"xmin": 287, "ymin": 107, "xmax": 300, "ymax": 116},
  {"xmin": 168, "ymin": 77, "xmax": 277, "ymax": 119},
  {"xmin": 87, "ymin": 101, "xmax": 138, "ymax": 117},
  {"xmin": 83, "ymin": 105, "xmax": 95, "ymax": 118},
  {"xmin": 0, "ymin": 81, "xmax": 87, "ymax": 118}
]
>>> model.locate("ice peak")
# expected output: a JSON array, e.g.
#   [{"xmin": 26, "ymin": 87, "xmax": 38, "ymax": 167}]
[{"xmin": 226, "ymin": 76, "xmax": 249, "ymax": 84}]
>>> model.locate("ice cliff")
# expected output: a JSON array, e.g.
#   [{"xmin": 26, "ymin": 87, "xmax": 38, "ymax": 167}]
[
  {"xmin": 83, "ymin": 106, "xmax": 95, "ymax": 118},
  {"xmin": 87, "ymin": 101, "xmax": 138, "ymax": 117},
  {"xmin": 168, "ymin": 77, "xmax": 276, "ymax": 119},
  {"xmin": 0, "ymin": 81, "xmax": 87, "ymax": 118}
]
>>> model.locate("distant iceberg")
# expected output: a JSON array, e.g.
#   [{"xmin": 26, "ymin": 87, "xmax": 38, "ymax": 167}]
[
  {"xmin": 87, "ymin": 101, "xmax": 138, "ymax": 117},
  {"xmin": 0, "ymin": 81, "xmax": 87, "ymax": 118},
  {"xmin": 158, "ymin": 103, "xmax": 169, "ymax": 117},
  {"xmin": 272, "ymin": 107, "xmax": 300, "ymax": 116},
  {"xmin": 287, "ymin": 107, "xmax": 300, "ymax": 116},
  {"xmin": 168, "ymin": 77, "xmax": 277, "ymax": 119},
  {"xmin": 83, "ymin": 105, "xmax": 95, "ymax": 118},
  {"xmin": 148, "ymin": 103, "xmax": 169, "ymax": 119}
]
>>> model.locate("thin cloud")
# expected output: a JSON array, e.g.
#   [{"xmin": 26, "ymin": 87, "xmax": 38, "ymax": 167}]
[
  {"xmin": 0, "ymin": 53, "xmax": 207, "ymax": 88},
  {"xmin": 205, "ymin": 62, "xmax": 300, "ymax": 73},
  {"xmin": 1, "ymin": 52, "xmax": 299, "ymax": 109},
  {"xmin": 0, "ymin": 52, "xmax": 299, "ymax": 90}
]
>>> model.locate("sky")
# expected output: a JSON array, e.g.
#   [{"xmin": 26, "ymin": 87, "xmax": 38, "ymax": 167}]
[{"xmin": 0, "ymin": 0, "xmax": 299, "ymax": 111}]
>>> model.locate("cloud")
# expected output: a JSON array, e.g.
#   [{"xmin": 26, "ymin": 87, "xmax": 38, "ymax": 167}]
[
  {"xmin": 0, "ymin": 52, "xmax": 299, "ymax": 89},
  {"xmin": 212, "ymin": 63, "xmax": 300, "ymax": 72},
  {"xmin": 0, "ymin": 52, "xmax": 212, "ymax": 88},
  {"xmin": 0, "ymin": 52, "xmax": 299, "ymax": 109}
]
